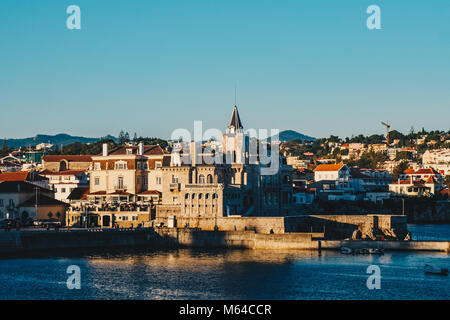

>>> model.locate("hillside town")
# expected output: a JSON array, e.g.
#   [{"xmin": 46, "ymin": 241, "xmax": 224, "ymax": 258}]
[{"xmin": 0, "ymin": 108, "xmax": 449, "ymax": 230}]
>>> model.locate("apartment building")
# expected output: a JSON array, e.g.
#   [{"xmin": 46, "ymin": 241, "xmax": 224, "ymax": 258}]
[{"xmin": 88, "ymin": 143, "xmax": 167, "ymax": 203}]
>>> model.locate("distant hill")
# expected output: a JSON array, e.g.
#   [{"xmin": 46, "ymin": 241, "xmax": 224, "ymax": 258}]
[
  {"xmin": 5, "ymin": 134, "xmax": 117, "ymax": 149},
  {"xmin": 270, "ymin": 130, "xmax": 315, "ymax": 142}
]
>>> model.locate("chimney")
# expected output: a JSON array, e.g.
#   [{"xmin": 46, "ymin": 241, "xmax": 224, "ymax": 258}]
[
  {"xmin": 102, "ymin": 143, "xmax": 108, "ymax": 157},
  {"xmin": 138, "ymin": 142, "xmax": 144, "ymax": 156}
]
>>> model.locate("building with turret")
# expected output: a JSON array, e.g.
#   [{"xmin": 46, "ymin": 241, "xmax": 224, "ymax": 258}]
[{"xmin": 156, "ymin": 106, "xmax": 293, "ymax": 229}]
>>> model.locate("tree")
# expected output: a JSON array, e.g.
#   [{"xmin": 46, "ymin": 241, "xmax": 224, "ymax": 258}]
[
  {"xmin": 395, "ymin": 151, "xmax": 413, "ymax": 161},
  {"xmin": 392, "ymin": 161, "xmax": 409, "ymax": 181},
  {"xmin": 444, "ymin": 175, "xmax": 450, "ymax": 189},
  {"xmin": 1, "ymin": 139, "xmax": 8, "ymax": 156},
  {"xmin": 118, "ymin": 130, "xmax": 130, "ymax": 144}
]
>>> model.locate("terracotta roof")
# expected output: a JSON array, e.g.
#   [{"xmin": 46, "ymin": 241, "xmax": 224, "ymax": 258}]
[
  {"xmin": 138, "ymin": 190, "xmax": 161, "ymax": 195},
  {"xmin": 100, "ymin": 145, "xmax": 165, "ymax": 156},
  {"xmin": 88, "ymin": 191, "xmax": 107, "ymax": 195},
  {"xmin": 40, "ymin": 170, "xmax": 86, "ymax": 176},
  {"xmin": 415, "ymin": 168, "xmax": 437, "ymax": 175},
  {"xmin": 391, "ymin": 179, "xmax": 426, "ymax": 186},
  {"xmin": 88, "ymin": 190, "xmax": 130, "ymax": 196},
  {"xmin": 314, "ymin": 164, "xmax": 345, "ymax": 172},
  {"xmin": 403, "ymin": 168, "xmax": 439, "ymax": 175},
  {"xmin": 0, "ymin": 171, "xmax": 29, "ymax": 182},
  {"xmin": 67, "ymin": 187, "xmax": 90, "ymax": 200},
  {"xmin": 108, "ymin": 191, "xmax": 131, "ymax": 195},
  {"xmin": 42, "ymin": 155, "xmax": 92, "ymax": 162},
  {"xmin": 425, "ymin": 176, "xmax": 437, "ymax": 184}
]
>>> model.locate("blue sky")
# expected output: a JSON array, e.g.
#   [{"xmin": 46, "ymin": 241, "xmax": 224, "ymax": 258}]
[{"xmin": 1, "ymin": 0, "xmax": 449, "ymax": 140}]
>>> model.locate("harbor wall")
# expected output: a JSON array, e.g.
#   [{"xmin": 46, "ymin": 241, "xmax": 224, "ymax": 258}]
[{"xmin": 0, "ymin": 227, "xmax": 447, "ymax": 255}]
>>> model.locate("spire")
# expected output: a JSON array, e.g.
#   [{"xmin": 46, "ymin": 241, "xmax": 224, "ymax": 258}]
[{"xmin": 228, "ymin": 105, "xmax": 243, "ymax": 131}]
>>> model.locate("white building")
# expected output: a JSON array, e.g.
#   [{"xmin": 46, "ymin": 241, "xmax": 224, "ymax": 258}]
[
  {"xmin": 40, "ymin": 170, "xmax": 89, "ymax": 202},
  {"xmin": 422, "ymin": 149, "xmax": 450, "ymax": 176}
]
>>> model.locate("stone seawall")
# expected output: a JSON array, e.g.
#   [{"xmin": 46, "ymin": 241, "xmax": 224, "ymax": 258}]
[
  {"xmin": 153, "ymin": 228, "xmax": 323, "ymax": 250},
  {"xmin": 0, "ymin": 228, "xmax": 447, "ymax": 254},
  {"xmin": 0, "ymin": 228, "xmax": 323, "ymax": 254}
]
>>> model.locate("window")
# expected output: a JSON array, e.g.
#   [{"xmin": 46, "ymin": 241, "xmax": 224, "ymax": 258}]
[
  {"xmin": 198, "ymin": 174, "xmax": 205, "ymax": 184},
  {"xmin": 94, "ymin": 163, "xmax": 101, "ymax": 170},
  {"xmin": 173, "ymin": 197, "xmax": 178, "ymax": 204},
  {"xmin": 118, "ymin": 177, "xmax": 124, "ymax": 189},
  {"xmin": 115, "ymin": 161, "xmax": 127, "ymax": 170},
  {"xmin": 172, "ymin": 175, "xmax": 178, "ymax": 183},
  {"xmin": 143, "ymin": 162, "xmax": 149, "ymax": 170},
  {"xmin": 155, "ymin": 161, "xmax": 162, "ymax": 168},
  {"xmin": 207, "ymin": 174, "xmax": 213, "ymax": 184},
  {"xmin": 198, "ymin": 193, "xmax": 203, "ymax": 199},
  {"xmin": 95, "ymin": 177, "xmax": 100, "ymax": 185},
  {"xmin": 143, "ymin": 176, "xmax": 148, "ymax": 186},
  {"xmin": 61, "ymin": 188, "xmax": 66, "ymax": 193},
  {"xmin": 156, "ymin": 177, "xmax": 162, "ymax": 185},
  {"xmin": 185, "ymin": 194, "xmax": 190, "ymax": 199}
]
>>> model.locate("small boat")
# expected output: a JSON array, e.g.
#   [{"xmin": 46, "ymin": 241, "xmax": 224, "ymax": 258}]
[
  {"xmin": 425, "ymin": 264, "xmax": 449, "ymax": 276},
  {"xmin": 340, "ymin": 247, "xmax": 352, "ymax": 254},
  {"xmin": 369, "ymin": 248, "xmax": 385, "ymax": 255}
]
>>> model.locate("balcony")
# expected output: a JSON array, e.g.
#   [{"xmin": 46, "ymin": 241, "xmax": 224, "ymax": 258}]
[
  {"xmin": 114, "ymin": 185, "xmax": 128, "ymax": 191},
  {"xmin": 169, "ymin": 183, "xmax": 180, "ymax": 191}
]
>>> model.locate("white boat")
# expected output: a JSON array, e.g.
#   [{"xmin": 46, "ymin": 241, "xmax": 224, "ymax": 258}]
[
  {"xmin": 425, "ymin": 264, "xmax": 449, "ymax": 276},
  {"xmin": 340, "ymin": 246, "xmax": 352, "ymax": 254}
]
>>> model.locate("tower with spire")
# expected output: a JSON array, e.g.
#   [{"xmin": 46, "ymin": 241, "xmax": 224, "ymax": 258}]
[
  {"xmin": 227, "ymin": 105, "xmax": 243, "ymax": 134},
  {"xmin": 223, "ymin": 105, "xmax": 248, "ymax": 164}
]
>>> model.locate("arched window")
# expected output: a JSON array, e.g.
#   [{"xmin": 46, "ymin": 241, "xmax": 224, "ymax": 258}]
[
  {"xmin": 212, "ymin": 193, "xmax": 218, "ymax": 199},
  {"xmin": 192, "ymin": 193, "xmax": 196, "ymax": 199},
  {"xmin": 185, "ymin": 194, "xmax": 190, "ymax": 199},
  {"xmin": 207, "ymin": 174, "xmax": 213, "ymax": 184},
  {"xmin": 198, "ymin": 193, "xmax": 203, "ymax": 200},
  {"xmin": 59, "ymin": 160, "xmax": 67, "ymax": 171},
  {"xmin": 205, "ymin": 193, "xmax": 210, "ymax": 199},
  {"xmin": 198, "ymin": 174, "xmax": 205, "ymax": 184}
]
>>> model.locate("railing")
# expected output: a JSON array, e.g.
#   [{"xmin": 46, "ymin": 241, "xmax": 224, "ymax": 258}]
[
  {"xmin": 185, "ymin": 184, "xmax": 219, "ymax": 188},
  {"xmin": 169, "ymin": 183, "xmax": 180, "ymax": 191}
]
